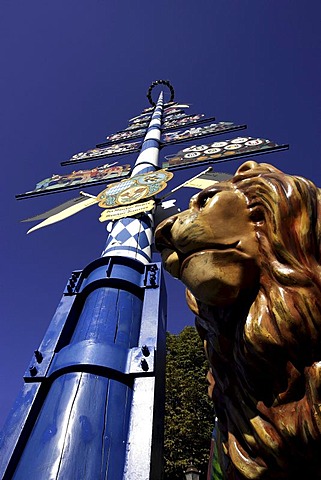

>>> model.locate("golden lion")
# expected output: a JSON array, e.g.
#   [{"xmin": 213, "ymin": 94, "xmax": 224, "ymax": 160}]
[{"xmin": 155, "ymin": 161, "xmax": 321, "ymax": 479}]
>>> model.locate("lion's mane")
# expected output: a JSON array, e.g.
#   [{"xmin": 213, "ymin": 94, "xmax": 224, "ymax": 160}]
[{"xmin": 194, "ymin": 163, "xmax": 321, "ymax": 479}]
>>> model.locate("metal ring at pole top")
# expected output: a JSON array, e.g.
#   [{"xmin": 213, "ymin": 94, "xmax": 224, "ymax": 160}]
[{"xmin": 147, "ymin": 80, "xmax": 175, "ymax": 107}]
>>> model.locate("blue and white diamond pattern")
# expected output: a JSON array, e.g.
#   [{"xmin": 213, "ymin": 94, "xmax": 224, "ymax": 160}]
[{"xmin": 102, "ymin": 215, "xmax": 154, "ymax": 264}]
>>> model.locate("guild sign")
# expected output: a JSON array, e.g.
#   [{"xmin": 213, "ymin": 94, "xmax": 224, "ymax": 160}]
[
  {"xmin": 66, "ymin": 141, "xmax": 141, "ymax": 164},
  {"xmin": 162, "ymin": 136, "xmax": 288, "ymax": 170},
  {"xmin": 97, "ymin": 169, "xmax": 173, "ymax": 208}
]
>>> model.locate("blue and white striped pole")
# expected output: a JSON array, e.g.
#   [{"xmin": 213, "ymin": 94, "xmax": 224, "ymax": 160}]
[
  {"xmin": 102, "ymin": 91, "xmax": 164, "ymax": 263},
  {"xmin": 0, "ymin": 92, "xmax": 167, "ymax": 479}
]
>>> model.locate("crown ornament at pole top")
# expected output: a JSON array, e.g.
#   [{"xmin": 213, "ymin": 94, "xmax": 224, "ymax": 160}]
[{"xmin": 147, "ymin": 80, "xmax": 175, "ymax": 106}]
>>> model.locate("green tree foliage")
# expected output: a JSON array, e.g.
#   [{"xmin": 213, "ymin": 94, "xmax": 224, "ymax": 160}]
[{"xmin": 164, "ymin": 326, "xmax": 214, "ymax": 480}]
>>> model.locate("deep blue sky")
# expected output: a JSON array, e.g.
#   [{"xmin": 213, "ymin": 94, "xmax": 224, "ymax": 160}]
[{"xmin": 0, "ymin": 1, "xmax": 320, "ymax": 429}]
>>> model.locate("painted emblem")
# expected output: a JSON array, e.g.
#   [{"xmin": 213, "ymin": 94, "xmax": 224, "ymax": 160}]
[{"xmin": 97, "ymin": 169, "xmax": 173, "ymax": 208}]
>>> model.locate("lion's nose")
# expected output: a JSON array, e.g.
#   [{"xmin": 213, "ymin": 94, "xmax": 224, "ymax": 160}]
[{"xmin": 154, "ymin": 215, "xmax": 177, "ymax": 251}]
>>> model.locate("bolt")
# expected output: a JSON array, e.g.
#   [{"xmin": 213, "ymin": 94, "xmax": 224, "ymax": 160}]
[
  {"xmin": 141, "ymin": 345, "xmax": 150, "ymax": 357},
  {"xmin": 29, "ymin": 365, "xmax": 38, "ymax": 376},
  {"xmin": 148, "ymin": 265, "xmax": 158, "ymax": 286},
  {"xmin": 34, "ymin": 350, "xmax": 43, "ymax": 363},
  {"xmin": 140, "ymin": 359, "xmax": 149, "ymax": 372}
]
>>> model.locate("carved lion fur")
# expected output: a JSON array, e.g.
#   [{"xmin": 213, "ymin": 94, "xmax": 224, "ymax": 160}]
[{"xmin": 155, "ymin": 161, "xmax": 321, "ymax": 479}]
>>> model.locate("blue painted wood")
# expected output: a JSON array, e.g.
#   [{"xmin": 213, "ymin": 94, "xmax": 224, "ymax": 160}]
[
  {"xmin": 55, "ymin": 374, "xmax": 111, "ymax": 479},
  {"xmin": 71, "ymin": 287, "xmax": 122, "ymax": 344},
  {"xmin": 102, "ymin": 379, "xmax": 133, "ymax": 479},
  {"xmin": 12, "ymin": 373, "xmax": 110, "ymax": 479},
  {"xmin": 11, "ymin": 376, "xmax": 136, "ymax": 478},
  {"xmin": 70, "ymin": 286, "xmax": 142, "ymax": 348},
  {"xmin": 0, "ymin": 383, "xmax": 42, "ymax": 479},
  {"xmin": 0, "ymin": 286, "xmax": 78, "ymax": 480},
  {"xmin": 11, "ymin": 268, "xmax": 145, "ymax": 479}
]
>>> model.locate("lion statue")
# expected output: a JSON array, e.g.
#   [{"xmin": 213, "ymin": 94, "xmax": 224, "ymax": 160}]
[{"xmin": 155, "ymin": 161, "xmax": 321, "ymax": 479}]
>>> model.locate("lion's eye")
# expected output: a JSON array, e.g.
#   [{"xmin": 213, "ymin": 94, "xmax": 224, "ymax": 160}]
[
  {"xmin": 199, "ymin": 196, "xmax": 211, "ymax": 210},
  {"xmin": 192, "ymin": 187, "xmax": 219, "ymax": 211}
]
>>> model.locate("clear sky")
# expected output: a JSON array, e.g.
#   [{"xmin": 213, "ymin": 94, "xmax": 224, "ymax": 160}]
[{"xmin": 0, "ymin": 0, "xmax": 320, "ymax": 429}]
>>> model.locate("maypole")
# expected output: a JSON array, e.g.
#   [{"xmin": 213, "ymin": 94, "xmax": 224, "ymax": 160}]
[
  {"xmin": 1, "ymin": 79, "xmax": 288, "ymax": 479},
  {"xmin": 0, "ymin": 88, "xmax": 167, "ymax": 480}
]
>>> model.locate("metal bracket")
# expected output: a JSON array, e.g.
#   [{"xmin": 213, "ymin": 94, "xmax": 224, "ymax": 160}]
[
  {"xmin": 63, "ymin": 270, "xmax": 82, "ymax": 296},
  {"xmin": 23, "ymin": 341, "xmax": 155, "ymax": 381},
  {"xmin": 143, "ymin": 263, "xmax": 159, "ymax": 288}
]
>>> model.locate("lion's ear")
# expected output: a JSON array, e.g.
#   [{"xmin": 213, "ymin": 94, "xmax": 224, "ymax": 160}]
[
  {"xmin": 236, "ymin": 161, "xmax": 281, "ymax": 176},
  {"xmin": 236, "ymin": 161, "xmax": 259, "ymax": 175},
  {"xmin": 185, "ymin": 288, "xmax": 200, "ymax": 315}
]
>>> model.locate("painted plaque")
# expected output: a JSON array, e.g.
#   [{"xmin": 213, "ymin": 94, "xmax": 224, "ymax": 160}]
[
  {"xmin": 97, "ymin": 169, "xmax": 173, "ymax": 208},
  {"xmin": 162, "ymin": 112, "xmax": 188, "ymax": 123},
  {"xmin": 128, "ymin": 112, "xmax": 152, "ymax": 124},
  {"xmin": 162, "ymin": 122, "xmax": 246, "ymax": 145},
  {"xmin": 124, "ymin": 121, "xmax": 150, "ymax": 131},
  {"xmin": 105, "ymin": 128, "xmax": 146, "ymax": 144},
  {"xmin": 163, "ymin": 103, "xmax": 189, "ymax": 116},
  {"xmin": 142, "ymin": 106, "xmax": 155, "ymax": 114},
  {"xmin": 162, "ymin": 137, "xmax": 289, "ymax": 170},
  {"xmin": 163, "ymin": 113, "xmax": 207, "ymax": 130},
  {"xmin": 63, "ymin": 142, "xmax": 141, "ymax": 165},
  {"xmin": 16, "ymin": 163, "xmax": 131, "ymax": 199}
]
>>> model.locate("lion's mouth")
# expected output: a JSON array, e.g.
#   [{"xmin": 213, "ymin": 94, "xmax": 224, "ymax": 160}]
[
  {"xmin": 157, "ymin": 240, "xmax": 239, "ymax": 256},
  {"xmin": 157, "ymin": 240, "xmax": 241, "ymax": 278},
  {"xmin": 179, "ymin": 241, "xmax": 240, "ymax": 273}
]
